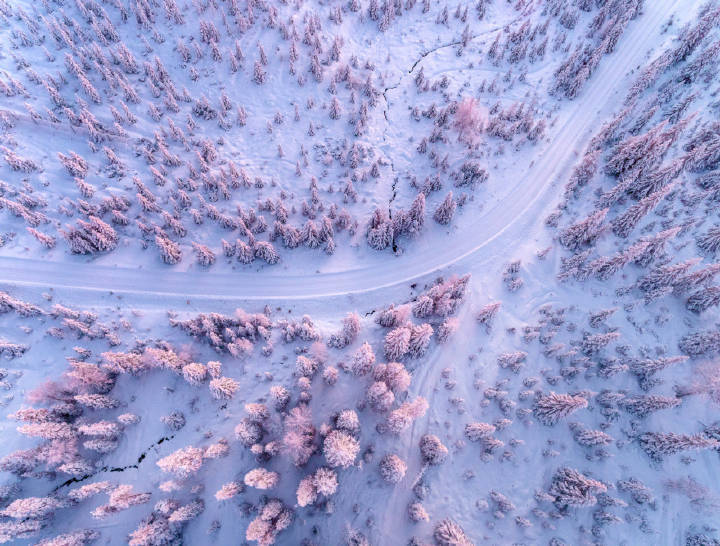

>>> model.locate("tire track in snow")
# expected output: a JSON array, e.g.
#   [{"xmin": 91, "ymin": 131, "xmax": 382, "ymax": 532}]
[{"xmin": 375, "ymin": 288, "xmax": 480, "ymax": 544}]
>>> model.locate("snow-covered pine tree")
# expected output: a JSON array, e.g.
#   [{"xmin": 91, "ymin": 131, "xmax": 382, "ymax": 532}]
[
  {"xmin": 433, "ymin": 192, "xmax": 456, "ymax": 225},
  {"xmin": 558, "ymin": 208, "xmax": 608, "ymax": 250},
  {"xmin": 533, "ymin": 392, "xmax": 587, "ymax": 425}
]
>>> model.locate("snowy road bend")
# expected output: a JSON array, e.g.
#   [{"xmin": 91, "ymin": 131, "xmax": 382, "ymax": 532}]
[{"xmin": 0, "ymin": 0, "xmax": 679, "ymax": 303}]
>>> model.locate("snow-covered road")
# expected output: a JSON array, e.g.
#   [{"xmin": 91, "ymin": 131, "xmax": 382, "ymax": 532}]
[{"xmin": 0, "ymin": 0, "xmax": 677, "ymax": 302}]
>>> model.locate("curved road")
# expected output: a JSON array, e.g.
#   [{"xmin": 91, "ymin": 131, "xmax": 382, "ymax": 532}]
[{"xmin": 0, "ymin": 0, "xmax": 677, "ymax": 302}]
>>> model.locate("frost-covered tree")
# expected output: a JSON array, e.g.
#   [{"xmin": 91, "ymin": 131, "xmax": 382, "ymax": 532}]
[
  {"xmin": 385, "ymin": 397, "xmax": 428, "ymax": 434},
  {"xmin": 253, "ymin": 61, "xmax": 266, "ymax": 84},
  {"xmin": 323, "ymin": 366, "xmax": 339, "ymax": 385},
  {"xmin": 27, "ymin": 227, "xmax": 56, "ymax": 249},
  {"xmin": 36, "ymin": 529, "xmax": 99, "ymax": 546},
  {"xmin": 433, "ymin": 192, "xmax": 456, "ymax": 225},
  {"xmin": 497, "ymin": 351, "xmax": 527, "ymax": 373},
  {"xmin": 639, "ymin": 432, "xmax": 719, "ymax": 460},
  {"xmin": 379, "ymin": 454, "xmax": 407, "ymax": 484},
  {"xmin": 157, "ymin": 446, "xmax": 203, "ymax": 479},
  {"xmin": 374, "ymin": 361, "xmax": 411, "ymax": 392},
  {"xmin": 1, "ymin": 496, "xmax": 64, "ymax": 519},
  {"xmin": 457, "ymin": 161, "xmax": 489, "ymax": 188},
  {"xmin": 329, "ymin": 97, "xmax": 342, "ymax": 119},
  {"xmin": 604, "ymin": 121, "xmax": 672, "ymax": 178},
  {"xmin": 408, "ymin": 323, "xmax": 433, "ymax": 358},
  {"xmin": 436, "ymin": 317, "xmax": 459, "ymax": 343},
  {"xmin": 384, "ymin": 326, "xmax": 411, "ymax": 360},
  {"xmin": 620, "ymin": 395, "xmax": 680, "ymax": 417},
  {"xmin": 367, "ymin": 381, "xmax": 395, "ymax": 413},
  {"xmin": 62, "ymin": 216, "xmax": 118, "ymax": 254},
  {"xmin": 254, "ymin": 241, "xmax": 280, "ymax": 264},
  {"xmin": 204, "ymin": 439, "xmax": 230, "ymax": 459},
  {"xmin": 464, "ymin": 422, "xmax": 496, "ymax": 442},
  {"xmin": 454, "ymin": 97, "xmax": 484, "ymax": 144},
  {"xmin": 558, "ymin": 209, "xmax": 608, "ymax": 250},
  {"xmin": 611, "ymin": 184, "xmax": 673, "ymax": 238},
  {"xmin": 182, "ymin": 362, "xmax": 207, "ymax": 385},
  {"xmin": 335, "ymin": 409, "xmax": 361, "ymax": 437},
  {"xmin": 629, "ymin": 355, "xmax": 688, "ymax": 388},
  {"xmin": 377, "ymin": 304, "xmax": 411, "ymax": 328},
  {"xmin": 569, "ymin": 423, "xmax": 614, "ymax": 447},
  {"xmin": 408, "ymin": 502, "xmax": 429, "ymax": 522},
  {"xmin": 270, "ymin": 386, "xmax": 291, "ymax": 411},
  {"xmin": 698, "ymin": 225, "xmax": 720, "ymax": 255},
  {"xmin": 351, "ymin": 342, "xmax": 376, "ymax": 375},
  {"xmin": 155, "ymin": 235, "xmax": 182, "ymax": 265},
  {"xmin": 296, "ymin": 475, "xmax": 317, "ymax": 507},
  {"xmin": 215, "ymin": 481, "xmax": 243, "ymax": 501},
  {"xmin": 236, "ymin": 419, "xmax": 263, "ymax": 447},
  {"xmin": 679, "ymin": 330, "xmax": 720, "ymax": 357},
  {"xmin": 313, "ymin": 467, "xmax": 338, "ymax": 497},
  {"xmin": 588, "ymin": 308, "xmax": 618, "ymax": 328},
  {"xmin": 687, "ymin": 286, "xmax": 720, "ymax": 313},
  {"xmin": 675, "ymin": 263, "xmax": 720, "ymax": 295},
  {"xmin": 283, "ymin": 405, "xmax": 315, "ymax": 466},
  {"xmin": 433, "ymin": 518, "xmax": 472, "ymax": 546},
  {"xmin": 191, "ymin": 243, "xmax": 215, "ymax": 266},
  {"xmin": 581, "ymin": 332, "xmax": 620, "ymax": 355},
  {"xmin": 634, "ymin": 227, "xmax": 680, "ymax": 268},
  {"xmin": 244, "ymin": 468, "xmax": 279, "ymax": 490},
  {"xmin": 638, "ymin": 259, "xmax": 699, "ymax": 294},
  {"xmin": 323, "ymin": 430, "xmax": 359, "ymax": 468},
  {"xmin": 617, "ymin": 477, "xmax": 653, "ymax": 504},
  {"xmin": 245, "ymin": 499, "xmax": 293, "ymax": 545},
  {"xmin": 419, "ymin": 434, "xmax": 448, "ymax": 465},
  {"xmin": 295, "ymin": 355, "xmax": 319, "ymax": 378},
  {"xmin": 92, "ymin": 485, "xmax": 151, "ymax": 518},
  {"xmin": 413, "ymin": 296, "xmax": 434, "ymax": 318},
  {"xmin": 476, "ymin": 301, "xmax": 501, "ymax": 332},
  {"xmin": 209, "ymin": 377, "xmax": 239, "ymax": 400},
  {"xmin": 533, "ymin": 393, "xmax": 587, "ymax": 425},
  {"xmin": 565, "ymin": 149, "xmax": 601, "ymax": 197},
  {"xmin": 549, "ymin": 467, "xmax": 607, "ymax": 507},
  {"xmin": 328, "ymin": 312, "xmax": 361, "ymax": 348}
]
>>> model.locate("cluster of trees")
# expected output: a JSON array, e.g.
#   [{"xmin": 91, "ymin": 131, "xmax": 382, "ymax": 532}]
[
  {"xmin": 552, "ymin": 0, "xmax": 644, "ymax": 99},
  {"xmin": 169, "ymin": 310, "xmax": 271, "ymax": 355},
  {"xmin": 552, "ymin": 22, "xmax": 720, "ymax": 341},
  {"xmin": 0, "ymin": 342, "xmax": 174, "ymax": 542},
  {"xmin": 548, "ymin": 467, "xmax": 607, "ymax": 507},
  {"xmin": 533, "ymin": 392, "xmax": 588, "ymax": 425},
  {"xmin": 484, "ymin": 101, "xmax": 546, "ymax": 143},
  {"xmin": 11, "ymin": 292, "xmax": 458, "ymax": 543},
  {"xmin": 3, "ymin": 0, "xmax": 605, "ymax": 266},
  {"xmin": 366, "ymin": 193, "xmax": 426, "ymax": 251},
  {"xmin": 2, "ymin": 0, "xmax": 435, "ymax": 266},
  {"xmin": 375, "ymin": 275, "xmax": 469, "ymax": 362}
]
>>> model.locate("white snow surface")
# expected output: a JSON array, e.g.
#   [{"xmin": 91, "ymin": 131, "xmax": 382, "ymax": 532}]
[{"xmin": 1, "ymin": 0, "xmax": 720, "ymax": 545}]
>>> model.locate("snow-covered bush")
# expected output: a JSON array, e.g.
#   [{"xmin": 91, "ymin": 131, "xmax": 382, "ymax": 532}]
[
  {"xmin": 379, "ymin": 453, "xmax": 407, "ymax": 484},
  {"xmin": 433, "ymin": 518, "xmax": 472, "ymax": 546},
  {"xmin": 244, "ymin": 468, "xmax": 280, "ymax": 490},
  {"xmin": 419, "ymin": 434, "xmax": 448, "ymax": 465},
  {"xmin": 323, "ymin": 430, "xmax": 359, "ymax": 468}
]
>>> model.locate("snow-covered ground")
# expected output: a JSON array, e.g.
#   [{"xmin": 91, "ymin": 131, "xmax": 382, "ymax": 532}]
[{"xmin": 2, "ymin": 0, "xmax": 720, "ymax": 544}]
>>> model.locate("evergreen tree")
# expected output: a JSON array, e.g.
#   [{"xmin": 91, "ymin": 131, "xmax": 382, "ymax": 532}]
[
  {"xmin": 534, "ymin": 392, "xmax": 587, "ymax": 425},
  {"xmin": 433, "ymin": 192, "xmax": 456, "ymax": 225},
  {"xmin": 559, "ymin": 208, "xmax": 608, "ymax": 250}
]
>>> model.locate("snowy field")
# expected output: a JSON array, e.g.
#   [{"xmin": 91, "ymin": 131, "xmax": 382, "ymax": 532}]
[{"xmin": 2, "ymin": 0, "xmax": 720, "ymax": 544}]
